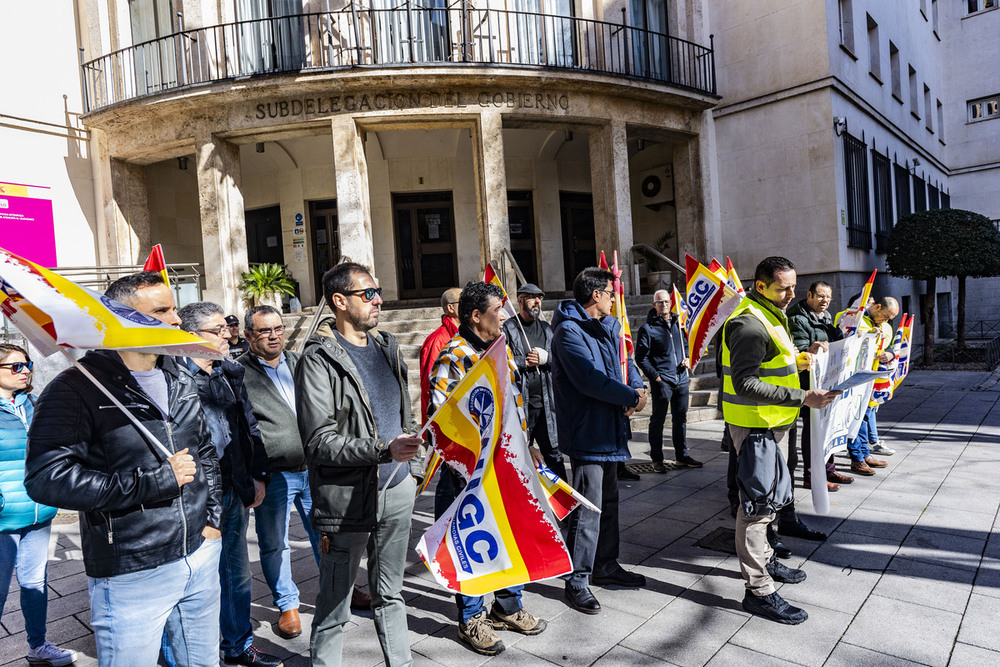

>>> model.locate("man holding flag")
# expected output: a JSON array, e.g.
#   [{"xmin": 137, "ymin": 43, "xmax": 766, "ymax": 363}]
[
  {"xmin": 25, "ymin": 271, "xmax": 225, "ymax": 665},
  {"xmin": 294, "ymin": 262, "xmax": 423, "ymax": 666},
  {"xmin": 427, "ymin": 280, "xmax": 548, "ymax": 656},
  {"xmin": 551, "ymin": 267, "xmax": 648, "ymax": 615}
]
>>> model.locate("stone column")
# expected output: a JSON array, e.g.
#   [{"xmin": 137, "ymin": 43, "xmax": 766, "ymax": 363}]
[
  {"xmin": 590, "ymin": 119, "xmax": 634, "ymax": 292},
  {"xmin": 673, "ymin": 112, "xmax": 722, "ymax": 262},
  {"xmin": 471, "ymin": 109, "xmax": 512, "ymax": 286},
  {"xmin": 331, "ymin": 115, "xmax": 375, "ymax": 271},
  {"xmin": 196, "ymin": 134, "xmax": 247, "ymax": 315},
  {"xmin": 92, "ymin": 129, "xmax": 150, "ymax": 266}
]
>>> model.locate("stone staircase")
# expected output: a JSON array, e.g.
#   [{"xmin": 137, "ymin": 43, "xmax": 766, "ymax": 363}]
[{"xmin": 282, "ymin": 297, "xmax": 722, "ymax": 432}]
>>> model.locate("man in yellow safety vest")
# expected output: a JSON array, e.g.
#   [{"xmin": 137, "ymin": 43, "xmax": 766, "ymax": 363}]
[{"xmin": 722, "ymin": 257, "xmax": 839, "ymax": 624}]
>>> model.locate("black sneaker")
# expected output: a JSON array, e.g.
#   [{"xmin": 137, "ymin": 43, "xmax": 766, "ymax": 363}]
[
  {"xmin": 766, "ymin": 525, "xmax": 792, "ymax": 559},
  {"xmin": 766, "ymin": 557, "xmax": 806, "ymax": 583},
  {"xmin": 617, "ymin": 464, "xmax": 640, "ymax": 481},
  {"xmin": 223, "ymin": 646, "xmax": 284, "ymax": 667},
  {"xmin": 777, "ymin": 518, "xmax": 827, "ymax": 541},
  {"xmin": 676, "ymin": 455, "xmax": 703, "ymax": 468},
  {"xmin": 592, "ymin": 567, "xmax": 646, "ymax": 587},
  {"xmin": 742, "ymin": 591, "xmax": 808, "ymax": 624}
]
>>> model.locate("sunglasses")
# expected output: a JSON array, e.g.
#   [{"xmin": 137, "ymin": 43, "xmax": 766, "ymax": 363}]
[
  {"xmin": 341, "ymin": 287, "xmax": 383, "ymax": 302},
  {"xmin": 0, "ymin": 361, "xmax": 33, "ymax": 373}
]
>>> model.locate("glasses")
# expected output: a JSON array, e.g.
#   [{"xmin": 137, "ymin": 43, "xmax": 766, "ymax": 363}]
[
  {"xmin": 197, "ymin": 326, "xmax": 228, "ymax": 337},
  {"xmin": 251, "ymin": 325, "xmax": 285, "ymax": 337},
  {"xmin": 0, "ymin": 361, "xmax": 32, "ymax": 373},
  {"xmin": 596, "ymin": 289, "xmax": 615, "ymax": 298},
  {"xmin": 340, "ymin": 287, "xmax": 383, "ymax": 302},
  {"xmin": 653, "ymin": 299, "xmax": 670, "ymax": 305}
]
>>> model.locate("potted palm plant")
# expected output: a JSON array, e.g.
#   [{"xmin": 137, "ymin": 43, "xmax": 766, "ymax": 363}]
[{"xmin": 238, "ymin": 263, "xmax": 296, "ymax": 311}]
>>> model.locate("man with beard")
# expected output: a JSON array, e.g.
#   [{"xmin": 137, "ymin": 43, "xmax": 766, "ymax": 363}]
[
  {"xmin": 295, "ymin": 262, "xmax": 423, "ymax": 666},
  {"xmin": 502, "ymin": 283, "xmax": 565, "ymax": 480}
]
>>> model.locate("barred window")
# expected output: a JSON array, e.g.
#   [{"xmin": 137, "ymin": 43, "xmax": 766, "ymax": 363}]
[
  {"xmin": 913, "ymin": 174, "xmax": 927, "ymax": 212},
  {"xmin": 872, "ymin": 149, "xmax": 892, "ymax": 253},
  {"xmin": 894, "ymin": 162, "xmax": 911, "ymax": 218},
  {"xmin": 928, "ymin": 184, "xmax": 940, "ymax": 210},
  {"xmin": 844, "ymin": 133, "xmax": 872, "ymax": 250}
]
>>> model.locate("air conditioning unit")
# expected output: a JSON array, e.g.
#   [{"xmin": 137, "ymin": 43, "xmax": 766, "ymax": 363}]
[{"xmin": 638, "ymin": 164, "xmax": 674, "ymax": 207}]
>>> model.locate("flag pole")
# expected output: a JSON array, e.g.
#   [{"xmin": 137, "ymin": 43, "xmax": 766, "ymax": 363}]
[{"xmin": 58, "ymin": 349, "xmax": 174, "ymax": 459}]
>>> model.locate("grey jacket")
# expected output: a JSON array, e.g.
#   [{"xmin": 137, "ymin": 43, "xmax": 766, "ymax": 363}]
[
  {"xmin": 295, "ymin": 320, "xmax": 420, "ymax": 533},
  {"xmin": 502, "ymin": 315, "xmax": 558, "ymax": 448},
  {"xmin": 237, "ymin": 350, "xmax": 306, "ymax": 473}
]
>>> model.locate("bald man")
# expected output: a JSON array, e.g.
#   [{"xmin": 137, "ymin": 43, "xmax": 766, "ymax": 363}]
[
  {"xmin": 419, "ymin": 288, "xmax": 463, "ymax": 421},
  {"xmin": 635, "ymin": 289, "xmax": 700, "ymax": 471}
]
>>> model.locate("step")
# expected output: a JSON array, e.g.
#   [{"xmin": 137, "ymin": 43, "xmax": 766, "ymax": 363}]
[{"xmin": 629, "ymin": 405, "xmax": 722, "ymax": 432}]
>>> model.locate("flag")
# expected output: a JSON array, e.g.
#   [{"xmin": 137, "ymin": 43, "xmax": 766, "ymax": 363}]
[
  {"xmin": 415, "ymin": 338, "xmax": 572, "ymax": 596},
  {"xmin": 0, "ymin": 246, "xmax": 220, "ymax": 360},
  {"xmin": 725, "ymin": 257, "xmax": 745, "ymax": 295},
  {"xmin": 536, "ymin": 463, "xmax": 600, "ymax": 520},
  {"xmin": 837, "ymin": 270, "xmax": 877, "ymax": 336},
  {"xmin": 892, "ymin": 314, "xmax": 914, "ymax": 391},
  {"xmin": 415, "ymin": 450, "xmax": 443, "ymax": 497},
  {"xmin": 483, "ymin": 262, "xmax": 518, "ymax": 320},
  {"xmin": 143, "ymin": 244, "xmax": 170, "ymax": 287},
  {"xmin": 871, "ymin": 314, "xmax": 909, "ymax": 405},
  {"xmin": 708, "ymin": 258, "xmax": 726, "ymax": 281},
  {"xmin": 685, "ymin": 254, "xmax": 744, "ymax": 369},
  {"xmin": 671, "ymin": 284, "xmax": 688, "ymax": 331},
  {"xmin": 599, "ymin": 251, "xmax": 632, "ymax": 381}
]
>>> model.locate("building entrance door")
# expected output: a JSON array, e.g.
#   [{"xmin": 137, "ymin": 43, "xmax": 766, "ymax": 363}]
[
  {"xmin": 309, "ymin": 199, "xmax": 339, "ymax": 304},
  {"xmin": 393, "ymin": 192, "xmax": 457, "ymax": 300},
  {"xmin": 560, "ymin": 192, "xmax": 596, "ymax": 288},
  {"xmin": 245, "ymin": 205, "xmax": 284, "ymax": 265},
  {"xmin": 508, "ymin": 191, "xmax": 538, "ymax": 285}
]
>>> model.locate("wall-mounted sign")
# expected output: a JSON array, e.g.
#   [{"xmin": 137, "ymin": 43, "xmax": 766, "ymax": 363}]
[
  {"xmin": 0, "ymin": 182, "xmax": 56, "ymax": 267},
  {"xmin": 295, "ymin": 213, "xmax": 303, "ymax": 225}
]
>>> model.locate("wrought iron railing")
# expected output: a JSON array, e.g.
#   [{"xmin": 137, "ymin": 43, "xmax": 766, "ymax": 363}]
[{"xmin": 81, "ymin": 4, "xmax": 716, "ymax": 112}]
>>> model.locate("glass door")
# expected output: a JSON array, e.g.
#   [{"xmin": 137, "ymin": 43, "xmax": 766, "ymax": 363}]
[{"xmin": 393, "ymin": 192, "xmax": 457, "ymax": 299}]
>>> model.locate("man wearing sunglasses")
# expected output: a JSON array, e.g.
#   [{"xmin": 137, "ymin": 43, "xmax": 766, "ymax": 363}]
[
  {"xmin": 295, "ymin": 262, "xmax": 423, "ymax": 666},
  {"xmin": 25, "ymin": 271, "xmax": 224, "ymax": 665}
]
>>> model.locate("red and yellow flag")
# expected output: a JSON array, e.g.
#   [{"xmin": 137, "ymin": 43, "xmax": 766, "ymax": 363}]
[
  {"xmin": 837, "ymin": 270, "xmax": 877, "ymax": 336},
  {"xmin": 685, "ymin": 254, "xmax": 744, "ymax": 369},
  {"xmin": 416, "ymin": 337, "xmax": 572, "ymax": 595},
  {"xmin": 536, "ymin": 463, "xmax": 600, "ymax": 520},
  {"xmin": 143, "ymin": 244, "xmax": 170, "ymax": 287},
  {"xmin": 483, "ymin": 262, "xmax": 518, "ymax": 320}
]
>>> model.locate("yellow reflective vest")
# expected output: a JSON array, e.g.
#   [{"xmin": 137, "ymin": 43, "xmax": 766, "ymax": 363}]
[{"xmin": 722, "ymin": 298, "xmax": 801, "ymax": 429}]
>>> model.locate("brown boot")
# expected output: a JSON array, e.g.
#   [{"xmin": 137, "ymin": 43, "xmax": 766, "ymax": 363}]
[
  {"xmin": 864, "ymin": 456, "xmax": 888, "ymax": 468},
  {"xmin": 276, "ymin": 608, "xmax": 301, "ymax": 638},
  {"xmin": 850, "ymin": 460, "xmax": 876, "ymax": 476},
  {"xmin": 828, "ymin": 470, "xmax": 854, "ymax": 484}
]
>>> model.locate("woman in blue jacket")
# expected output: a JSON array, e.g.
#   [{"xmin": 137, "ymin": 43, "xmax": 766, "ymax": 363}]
[{"xmin": 0, "ymin": 344, "xmax": 76, "ymax": 666}]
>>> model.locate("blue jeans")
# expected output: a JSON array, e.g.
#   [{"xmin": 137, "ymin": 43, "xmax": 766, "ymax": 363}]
[
  {"xmin": 220, "ymin": 488, "xmax": 253, "ymax": 657},
  {"xmin": 433, "ymin": 467, "xmax": 524, "ymax": 623},
  {"xmin": 848, "ymin": 406, "xmax": 878, "ymax": 462},
  {"xmin": 311, "ymin": 475, "xmax": 415, "ymax": 667},
  {"xmin": 89, "ymin": 536, "xmax": 221, "ymax": 666},
  {"xmin": 254, "ymin": 470, "xmax": 320, "ymax": 612},
  {"xmin": 0, "ymin": 521, "xmax": 53, "ymax": 649}
]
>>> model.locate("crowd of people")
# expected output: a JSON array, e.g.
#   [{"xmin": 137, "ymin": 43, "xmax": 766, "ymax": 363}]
[{"xmin": 0, "ymin": 255, "xmax": 902, "ymax": 665}]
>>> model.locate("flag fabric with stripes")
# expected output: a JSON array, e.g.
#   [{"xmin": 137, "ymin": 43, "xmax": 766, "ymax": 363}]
[
  {"xmin": 671, "ymin": 284, "xmax": 689, "ymax": 331},
  {"xmin": 143, "ymin": 244, "xmax": 170, "ymax": 287},
  {"xmin": 725, "ymin": 257, "xmax": 745, "ymax": 295},
  {"xmin": 535, "ymin": 464, "xmax": 600, "ymax": 520},
  {"xmin": 685, "ymin": 254, "xmax": 744, "ymax": 370},
  {"xmin": 483, "ymin": 263, "xmax": 518, "ymax": 320},
  {"xmin": 599, "ymin": 251, "xmax": 633, "ymax": 380},
  {"xmin": 838, "ymin": 270, "xmax": 877, "ymax": 336},
  {"xmin": 415, "ymin": 338, "xmax": 572, "ymax": 596},
  {"xmin": 415, "ymin": 450, "xmax": 443, "ymax": 497}
]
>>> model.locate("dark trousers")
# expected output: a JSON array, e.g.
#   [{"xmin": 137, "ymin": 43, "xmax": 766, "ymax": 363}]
[
  {"xmin": 529, "ymin": 406, "xmax": 567, "ymax": 481},
  {"xmin": 648, "ymin": 380, "xmax": 689, "ymax": 463},
  {"xmin": 563, "ymin": 460, "xmax": 621, "ymax": 591}
]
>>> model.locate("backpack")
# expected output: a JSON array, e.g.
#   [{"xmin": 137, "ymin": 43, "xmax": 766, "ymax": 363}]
[{"xmin": 736, "ymin": 429, "xmax": 793, "ymax": 517}]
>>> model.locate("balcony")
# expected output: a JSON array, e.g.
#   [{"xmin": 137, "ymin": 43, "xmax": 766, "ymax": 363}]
[{"xmin": 81, "ymin": 3, "xmax": 717, "ymax": 113}]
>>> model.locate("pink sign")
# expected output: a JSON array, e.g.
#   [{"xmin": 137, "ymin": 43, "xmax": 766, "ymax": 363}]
[{"xmin": 0, "ymin": 190, "xmax": 57, "ymax": 268}]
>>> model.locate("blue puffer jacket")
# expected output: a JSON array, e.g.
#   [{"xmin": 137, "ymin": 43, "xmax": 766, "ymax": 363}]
[
  {"xmin": 551, "ymin": 300, "xmax": 645, "ymax": 461},
  {"xmin": 0, "ymin": 394, "xmax": 57, "ymax": 532}
]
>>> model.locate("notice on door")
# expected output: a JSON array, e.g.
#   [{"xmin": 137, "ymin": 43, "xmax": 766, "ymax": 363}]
[
  {"xmin": 0, "ymin": 183, "xmax": 57, "ymax": 267},
  {"xmin": 426, "ymin": 213, "xmax": 441, "ymax": 240}
]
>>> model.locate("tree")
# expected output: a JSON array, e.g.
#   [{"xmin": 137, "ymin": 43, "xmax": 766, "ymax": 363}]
[{"xmin": 886, "ymin": 209, "xmax": 1000, "ymax": 364}]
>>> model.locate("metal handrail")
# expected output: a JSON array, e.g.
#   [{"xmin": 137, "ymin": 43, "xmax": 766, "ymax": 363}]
[
  {"xmin": 625, "ymin": 243, "xmax": 684, "ymax": 296},
  {"xmin": 81, "ymin": 4, "xmax": 717, "ymax": 112},
  {"xmin": 295, "ymin": 254, "xmax": 350, "ymax": 352},
  {"xmin": 498, "ymin": 247, "xmax": 528, "ymax": 297},
  {"xmin": 53, "ymin": 262, "xmax": 203, "ymax": 292}
]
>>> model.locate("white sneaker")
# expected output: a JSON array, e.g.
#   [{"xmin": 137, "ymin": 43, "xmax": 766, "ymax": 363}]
[
  {"xmin": 870, "ymin": 442, "xmax": 895, "ymax": 456},
  {"xmin": 27, "ymin": 641, "xmax": 77, "ymax": 666}
]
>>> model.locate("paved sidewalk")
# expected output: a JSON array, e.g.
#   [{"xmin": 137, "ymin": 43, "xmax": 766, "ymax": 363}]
[{"xmin": 2, "ymin": 369, "xmax": 999, "ymax": 666}]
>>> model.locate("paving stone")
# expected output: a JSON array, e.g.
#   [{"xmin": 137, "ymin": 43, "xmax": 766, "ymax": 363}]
[
  {"xmin": 824, "ymin": 640, "xmax": 936, "ymax": 666},
  {"xmin": 730, "ymin": 596, "xmax": 852, "ymax": 666},
  {"xmin": 896, "ymin": 528, "xmax": 985, "ymax": 573},
  {"xmin": 956, "ymin": 593, "xmax": 1000, "ymax": 651},
  {"xmin": 914, "ymin": 505, "xmax": 995, "ymax": 538},
  {"xmin": 836, "ymin": 506, "xmax": 913, "ymax": 542},
  {"xmin": 872, "ymin": 571, "xmax": 971, "ymax": 614},
  {"xmin": 592, "ymin": 644, "xmax": 677, "ymax": 665},
  {"xmin": 515, "ymin": 604, "xmax": 646, "ymax": 665},
  {"xmin": 620, "ymin": 517, "xmax": 699, "ymax": 550},
  {"xmin": 807, "ymin": 529, "xmax": 901, "ymax": 573},
  {"xmin": 704, "ymin": 642, "xmax": 801, "ymax": 666},
  {"xmin": 775, "ymin": 560, "xmax": 880, "ymax": 615},
  {"xmin": 949, "ymin": 641, "xmax": 1000, "ymax": 667},
  {"xmin": 842, "ymin": 594, "xmax": 962, "ymax": 666},
  {"xmin": 620, "ymin": 597, "xmax": 745, "ymax": 667}
]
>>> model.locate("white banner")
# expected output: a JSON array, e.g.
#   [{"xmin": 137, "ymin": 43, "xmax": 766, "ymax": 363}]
[{"xmin": 808, "ymin": 333, "xmax": 878, "ymax": 514}]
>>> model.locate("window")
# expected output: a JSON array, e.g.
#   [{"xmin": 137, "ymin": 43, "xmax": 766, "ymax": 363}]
[
  {"xmin": 932, "ymin": 0, "xmax": 939, "ymax": 34},
  {"xmin": 941, "ymin": 192, "xmax": 951, "ymax": 209},
  {"xmin": 924, "ymin": 85, "xmax": 933, "ymax": 131},
  {"xmin": 894, "ymin": 162, "xmax": 911, "ymax": 218},
  {"xmin": 968, "ymin": 95, "xmax": 1000, "ymax": 122},
  {"xmin": 928, "ymin": 184, "xmax": 940, "ymax": 210},
  {"xmin": 920, "ymin": 0, "xmax": 928, "ymax": 18},
  {"xmin": 872, "ymin": 149, "xmax": 893, "ymax": 253},
  {"xmin": 937, "ymin": 100, "xmax": 945, "ymax": 142},
  {"xmin": 909, "ymin": 66, "xmax": 919, "ymax": 117},
  {"xmin": 968, "ymin": 0, "xmax": 997, "ymax": 15},
  {"xmin": 839, "ymin": 0, "xmax": 855, "ymax": 53},
  {"xmin": 913, "ymin": 174, "xmax": 927, "ymax": 212},
  {"xmin": 890, "ymin": 42, "xmax": 902, "ymax": 100},
  {"xmin": 867, "ymin": 15, "xmax": 881, "ymax": 80},
  {"xmin": 844, "ymin": 133, "xmax": 872, "ymax": 250}
]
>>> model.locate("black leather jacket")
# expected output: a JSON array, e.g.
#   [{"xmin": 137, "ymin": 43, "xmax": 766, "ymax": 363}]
[{"xmin": 25, "ymin": 350, "xmax": 222, "ymax": 578}]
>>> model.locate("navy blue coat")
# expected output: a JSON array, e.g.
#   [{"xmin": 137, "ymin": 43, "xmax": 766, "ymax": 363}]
[
  {"xmin": 634, "ymin": 309, "xmax": 689, "ymax": 387},
  {"xmin": 550, "ymin": 301, "xmax": 644, "ymax": 462}
]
